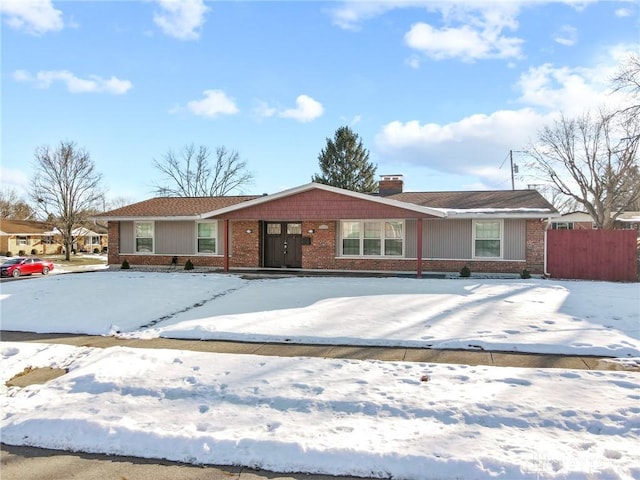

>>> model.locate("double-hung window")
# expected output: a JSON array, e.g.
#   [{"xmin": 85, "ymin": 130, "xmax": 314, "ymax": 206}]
[
  {"xmin": 197, "ymin": 222, "xmax": 217, "ymax": 254},
  {"xmin": 134, "ymin": 222, "xmax": 154, "ymax": 253},
  {"xmin": 341, "ymin": 221, "xmax": 404, "ymax": 257},
  {"xmin": 473, "ymin": 220, "xmax": 502, "ymax": 258}
]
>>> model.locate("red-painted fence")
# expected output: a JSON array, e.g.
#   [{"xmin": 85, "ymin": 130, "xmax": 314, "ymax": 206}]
[{"xmin": 547, "ymin": 229, "xmax": 638, "ymax": 282}]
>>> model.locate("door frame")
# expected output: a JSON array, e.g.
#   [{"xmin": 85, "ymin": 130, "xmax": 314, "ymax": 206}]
[{"xmin": 262, "ymin": 221, "xmax": 303, "ymax": 268}]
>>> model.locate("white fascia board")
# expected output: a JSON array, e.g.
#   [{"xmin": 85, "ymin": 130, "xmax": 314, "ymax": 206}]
[
  {"xmin": 199, "ymin": 182, "xmax": 447, "ymax": 218},
  {"xmin": 444, "ymin": 209, "xmax": 560, "ymax": 219},
  {"xmin": 90, "ymin": 216, "xmax": 200, "ymax": 222}
]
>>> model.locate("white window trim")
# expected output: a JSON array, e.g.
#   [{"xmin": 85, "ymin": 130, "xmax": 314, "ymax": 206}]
[
  {"xmin": 340, "ymin": 220, "xmax": 405, "ymax": 257},
  {"xmin": 472, "ymin": 219, "xmax": 503, "ymax": 259},
  {"xmin": 134, "ymin": 221, "xmax": 155, "ymax": 254},
  {"xmin": 195, "ymin": 220, "xmax": 218, "ymax": 255}
]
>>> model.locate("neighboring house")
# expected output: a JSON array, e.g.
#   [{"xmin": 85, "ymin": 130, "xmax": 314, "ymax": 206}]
[
  {"xmin": 94, "ymin": 176, "xmax": 558, "ymax": 276},
  {"xmin": 0, "ymin": 219, "xmax": 61, "ymax": 255},
  {"xmin": 72, "ymin": 225, "xmax": 109, "ymax": 253},
  {"xmin": 549, "ymin": 211, "xmax": 640, "ymax": 236}
]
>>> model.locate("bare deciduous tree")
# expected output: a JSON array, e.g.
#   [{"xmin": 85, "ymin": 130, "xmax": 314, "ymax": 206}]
[
  {"xmin": 151, "ymin": 144, "xmax": 253, "ymax": 197},
  {"xmin": 0, "ymin": 187, "xmax": 34, "ymax": 219},
  {"xmin": 526, "ymin": 110, "xmax": 639, "ymax": 229},
  {"xmin": 30, "ymin": 141, "xmax": 104, "ymax": 260},
  {"xmin": 612, "ymin": 53, "xmax": 640, "ymax": 119}
]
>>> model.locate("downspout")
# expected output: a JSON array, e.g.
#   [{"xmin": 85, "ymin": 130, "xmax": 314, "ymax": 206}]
[
  {"xmin": 223, "ymin": 219, "xmax": 230, "ymax": 272},
  {"xmin": 416, "ymin": 218, "xmax": 423, "ymax": 279}
]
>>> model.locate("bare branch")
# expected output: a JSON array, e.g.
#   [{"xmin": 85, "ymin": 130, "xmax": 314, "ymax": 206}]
[
  {"xmin": 151, "ymin": 144, "xmax": 253, "ymax": 197},
  {"xmin": 29, "ymin": 141, "xmax": 104, "ymax": 260}
]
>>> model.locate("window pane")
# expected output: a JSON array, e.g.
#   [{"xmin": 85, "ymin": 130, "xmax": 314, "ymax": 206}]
[
  {"xmin": 267, "ymin": 223, "xmax": 281, "ymax": 235},
  {"xmin": 343, "ymin": 238, "xmax": 360, "ymax": 255},
  {"xmin": 475, "ymin": 240, "xmax": 500, "ymax": 257},
  {"xmin": 136, "ymin": 223, "xmax": 153, "ymax": 237},
  {"xmin": 364, "ymin": 222, "xmax": 380, "ymax": 238},
  {"xmin": 198, "ymin": 238, "xmax": 216, "ymax": 253},
  {"xmin": 342, "ymin": 222, "xmax": 360, "ymax": 239},
  {"xmin": 363, "ymin": 238, "xmax": 381, "ymax": 255},
  {"xmin": 287, "ymin": 223, "xmax": 302, "ymax": 235},
  {"xmin": 475, "ymin": 221, "xmax": 499, "ymax": 239},
  {"xmin": 136, "ymin": 238, "xmax": 153, "ymax": 253},
  {"xmin": 198, "ymin": 223, "xmax": 215, "ymax": 237},
  {"xmin": 385, "ymin": 239, "xmax": 403, "ymax": 256},
  {"xmin": 385, "ymin": 221, "xmax": 403, "ymax": 239}
]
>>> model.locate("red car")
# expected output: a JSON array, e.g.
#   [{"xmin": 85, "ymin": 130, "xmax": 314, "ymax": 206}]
[{"xmin": 0, "ymin": 257, "xmax": 54, "ymax": 277}]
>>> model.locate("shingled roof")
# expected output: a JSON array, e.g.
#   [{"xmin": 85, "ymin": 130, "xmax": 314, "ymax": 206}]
[
  {"xmin": 93, "ymin": 185, "xmax": 557, "ymax": 220},
  {"xmin": 0, "ymin": 220, "xmax": 56, "ymax": 235},
  {"xmin": 388, "ymin": 190, "xmax": 556, "ymax": 211},
  {"xmin": 94, "ymin": 196, "xmax": 260, "ymax": 219}
]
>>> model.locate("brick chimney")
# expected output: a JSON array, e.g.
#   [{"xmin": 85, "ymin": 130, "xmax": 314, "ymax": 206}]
[{"xmin": 378, "ymin": 174, "xmax": 404, "ymax": 196}]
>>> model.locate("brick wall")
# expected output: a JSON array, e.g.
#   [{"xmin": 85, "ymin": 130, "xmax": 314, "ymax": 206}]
[
  {"xmin": 525, "ymin": 219, "xmax": 545, "ymax": 274},
  {"xmin": 301, "ymin": 221, "xmax": 337, "ymax": 269},
  {"xmin": 230, "ymin": 220, "xmax": 260, "ymax": 268}
]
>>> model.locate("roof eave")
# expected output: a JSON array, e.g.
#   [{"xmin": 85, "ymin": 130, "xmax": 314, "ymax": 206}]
[
  {"xmin": 446, "ymin": 211, "xmax": 560, "ymax": 219},
  {"xmin": 90, "ymin": 215, "xmax": 201, "ymax": 222}
]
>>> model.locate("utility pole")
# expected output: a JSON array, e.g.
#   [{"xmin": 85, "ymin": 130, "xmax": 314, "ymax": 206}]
[{"xmin": 509, "ymin": 150, "xmax": 519, "ymax": 190}]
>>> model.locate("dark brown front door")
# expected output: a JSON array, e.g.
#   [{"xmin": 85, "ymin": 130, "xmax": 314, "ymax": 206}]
[{"xmin": 264, "ymin": 222, "xmax": 302, "ymax": 268}]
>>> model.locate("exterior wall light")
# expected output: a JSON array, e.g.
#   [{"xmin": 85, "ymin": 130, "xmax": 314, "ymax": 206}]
[{"xmin": 246, "ymin": 229, "xmax": 253, "ymax": 234}]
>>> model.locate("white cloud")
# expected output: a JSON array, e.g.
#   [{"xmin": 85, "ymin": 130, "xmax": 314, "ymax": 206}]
[
  {"xmin": 253, "ymin": 101, "xmax": 277, "ymax": 119},
  {"xmin": 373, "ymin": 45, "xmax": 636, "ymax": 189},
  {"xmin": 375, "ymin": 109, "xmax": 552, "ymax": 188},
  {"xmin": 553, "ymin": 25, "xmax": 577, "ymax": 46},
  {"xmin": 153, "ymin": 0, "xmax": 209, "ymax": 40},
  {"xmin": 331, "ymin": 1, "xmax": 523, "ymax": 61},
  {"xmin": 185, "ymin": 90, "xmax": 239, "ymax": 117},
  {"xmin": 614, "ymin": 8, "xmax": 633, "ymax": 17},
  {"xmin": 404, "ymin": 6, "xmax": 523, "ymax": 62},
  {"xmin": 0, "ymin": 0, "xmax": 63, "ymax": 35},
  {"xmin": 13, "ymin": 70, "xmax": 132, "ymax": 95},
  {"xmin": 279, "ymin": 95, "xmax": 324, "ymax": 123}
]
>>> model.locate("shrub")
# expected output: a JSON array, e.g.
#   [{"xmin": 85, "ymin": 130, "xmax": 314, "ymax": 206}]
[
  {"xmin": 520, "ymin": 268, "xmax": 531, "ymax": 279},
  {"xmin": 31, "ymin": 249, "xmax": 37, "ymax": 255},
  {"xmin": 18, "ymin": 250, "xmax": 26, "ymax": 256},
  {"xmin": 93, "ymin": 248, "xmax": 100, "ymax": 254},
  {"xmin": 460, "ymin": 265, "xmax": 471, "ymax": 278},
  {"xmin": 121, "ymin": 259, "xmax": 130, "ymax": 269},
  {"xmin": 184, "ymin": 259, "xmax": 194, "ymax": 270},
  {"xmin": 6, "ymin": 251, "xmax": 12, "ymax": 257}
]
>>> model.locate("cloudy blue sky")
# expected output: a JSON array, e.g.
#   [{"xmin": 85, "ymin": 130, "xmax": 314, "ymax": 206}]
[{"xmin": 1, "ymin": 0, "xmax": 637, "ymax": 203}]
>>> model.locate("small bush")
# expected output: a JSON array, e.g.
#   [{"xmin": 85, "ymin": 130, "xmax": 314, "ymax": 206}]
[
  {"xmin": 121, "ymin": 259, "xmax": 130, "ymax": 269},
  {"xmin": 520, "ymin": 268, "xmax": 531, "ymax": 279},
  {"xmin": 18, "ymin": 250, "xmax": 26, "ymax": 256},
  {"xmin": 184, "ymin": 259, "xmax": 194, "ymax": 270},
  {"xmin": 31, "ymin": 249, "xmax": 37, "ymax": 255},
  {"xmin": 460, "ymin": 265, "xmax": 471, "ymax": 278},
  {"xmin": 6, "ymin": 251, "xmax": 12, "ymax": 257},
  {"xmin": 93, "ymin": 248, "xmax": 100, "ymax": 254}
]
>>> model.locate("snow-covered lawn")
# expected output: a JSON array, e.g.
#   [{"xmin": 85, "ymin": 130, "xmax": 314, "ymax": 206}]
[{"xmin": 1, "ymin": 271, "xmax": 639, "ymax": 479}]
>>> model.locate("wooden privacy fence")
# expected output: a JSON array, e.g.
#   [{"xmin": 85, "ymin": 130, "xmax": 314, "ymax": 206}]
[{"xmin": 546, "ymin": 229, "xmax": 638, "ymax": 282}]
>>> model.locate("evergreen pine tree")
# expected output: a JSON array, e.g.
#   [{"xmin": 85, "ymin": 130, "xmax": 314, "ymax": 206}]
[{"xmin": 312, "ymin": 126, "xmax": 377, "ymax": 193}]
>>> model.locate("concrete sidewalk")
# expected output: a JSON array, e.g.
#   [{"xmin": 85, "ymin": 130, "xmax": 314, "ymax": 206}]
[{"xmin": 2, "ymin": 330, "xmax": 632, "ymax": 371}]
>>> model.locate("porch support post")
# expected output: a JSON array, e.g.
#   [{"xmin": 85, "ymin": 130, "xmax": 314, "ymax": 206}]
[
  {"xmin": 416, "ymin": 217, "xmax": 423, "ymax": 279},
  {"xmin": 223, "ymin": 219, "xmax": 230, "ymax": 272}
]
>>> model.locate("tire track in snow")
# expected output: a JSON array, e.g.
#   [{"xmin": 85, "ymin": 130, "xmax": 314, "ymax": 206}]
[{"xmin": 136, "ymin": 286, "xmax": 243, "ymax": 330}]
